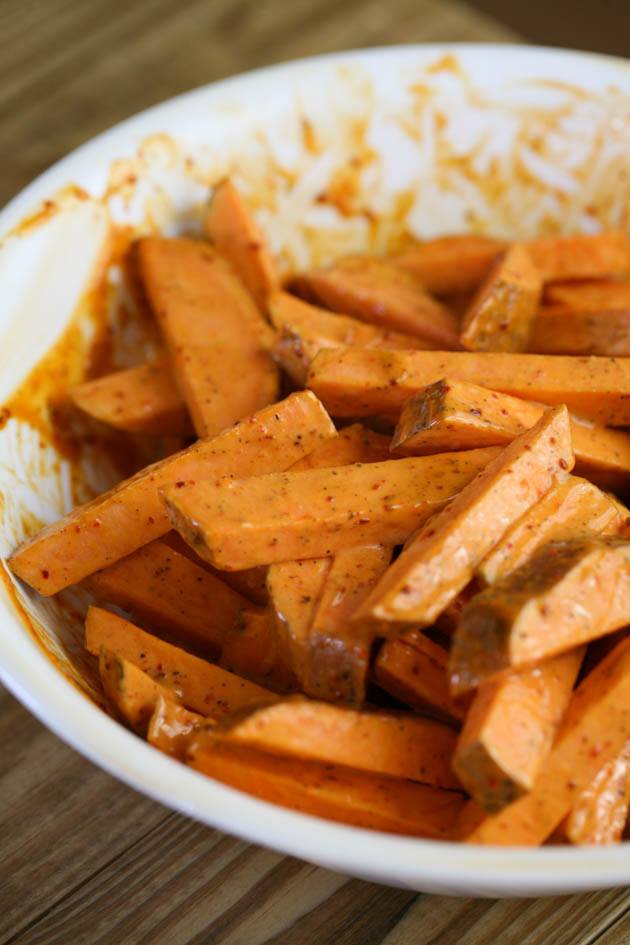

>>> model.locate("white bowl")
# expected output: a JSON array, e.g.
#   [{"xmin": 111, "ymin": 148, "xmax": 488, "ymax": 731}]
[{"xmin": 1, "ymin": 44, "xmax": 630, "ymax": 898}]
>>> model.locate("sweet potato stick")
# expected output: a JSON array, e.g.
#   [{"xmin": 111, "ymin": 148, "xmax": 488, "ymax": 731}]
[
  {"xmin": 269, "ymin": 290, "xmax": 432, "ymax": 385},
  {"xmin": 453, "ymin": 648, "xmax": 584, "ymax": 812},
  {"xmin": 307, "ymin": 347, "xmax": 630, "ymax": 426},
  {"xmin": 292, "ymin": 257, "xmax": 460, "ymax": 346},
  {"xmin": 204, "ymin": 178, "xmax": 278, "ymax": 309},
  {"xmin": 305, "ymin": 543, "xmax": 393, "ymax": 704},
  {"xmin": 458, "ymin": 634, "xmax": 630, "ymax": 845},
  {"xmin": 85, "ymin": 538, "xmax": 249, "ymax": 659},
  {"xmin": 71, "ymin": 358, "xmax": 192, "ymax": 436},
  {"xmin": 9, "ymin": 390, "xmax": 335, "ymax": 595},
  {"xmin": 561, "ymin": 741, "xmax": 630, "ymax": 845},
  {"xmin": 391, "ymin": 377, "xmax": 630, "ymax": 492},
  {"xmin": 163, "ymin": 448, "xmax": 499, "ymax": 572},
  {"xmin": 267, "ymin": 558, "xmax": 331, "ymax": 683},
  {"xmin": 188, "ymin": 737, "xmax": 464, "ymax": 838},
  {"xmin": 460, "ymin": 245, "xmax": 542, "ymax": 352},
  {"xmin": 450, "ymin": 538, "xmax": 630, "ymax": 695},
  {"xmin": 85, "ymin": 606, "xmax": 275, "ymax": 718},
  {"xmin": 478, "ymin": 478, "xmax": 621, "ymax": 585},
  {"xmin": 544, "ymin": 279, "xmax": 630, "ymax": 310},
  {"xmin": 526, "ymin": 231, "xmax": 630, "ymax": 282},
  {"xmin": 392, "ymin": 235, "xmax": 505, "ymax": 295},
  {"xmin": 289, "ymin": 423, "xmax": 393, "ymax": 470},
  {"xmin": 374, "ymin": 630, "xmax": 464, "ymax": 722},
  {"xmin": 217, "ymin": 698, "xmax": 460, "ymax": 789},
  {"xmin": 529, "ymin": 307, "xmax": 630, "ymax": 357},
  {"xmin": 137, "ymin": 237, "xmax": 278, "ymax": 437},
  {"xmin": 219, "ymin": 607, "xmax": 297, "ymax": 693},
  {"xmin": 356, "ymin": 406, "xmax": 573, "ymax": 631},
  {"xmin": 99, "ymin": 649, "xmax": 185, "ymax": 733},
  {"xmin": 148, "ymin": 695, "xmax": 209, "ymax": 759}
]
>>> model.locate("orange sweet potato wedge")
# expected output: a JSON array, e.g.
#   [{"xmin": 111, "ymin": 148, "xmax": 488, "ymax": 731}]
[
  {"xmin": 450, "ymin": 538, "xmax": 630, "ymax": 695},
  {"xmin": 267, "ymin": 557, "xmax": 331, "ymax": 683},
  {"xmin": 306, "ymin": 347, "xmax": 630, "ymax": 426},
  {"xmin": 544, "ymin": 279, "xmax": 630, "ymax": 311},
  {"xmin": 526, "ymin": 231, "xmax": 630, "ymax": 283},
  {"xmin": 392, "ymin": 235, "xmax": 506, "ymax": 296},
  {"xmin": 99, "ymin": 649, "xmax": 179, "ymax": 733},
  {"xmin": 217, "ymin": 698, "xmax": 460, "ymax": 789},
  {"xmin": 71, "ymin": 357, "xmax": 192, "ymax": 436},
  {"xmin": 269, "ymin": 290, "xmax": 433, "ymax": 384},
  {"xmin": 453, "ymin": 648, "xmax": 583, "ymax": 812},
  {"xmin": 460, "ymin": 245, "xmax": 542, "ymax": 352},
  {"xmin": 8, "ymin": 391, "xmax": 335, "ymax": 595},
  {"xmin": 529, "ymin": 306, "xmax": 630, "ymax": 356},
  {"xmin": 85, "ymin": 538, "xmax": 249, "ymax": 659},
  {"xmin": 85, "ymin": 606, "xmax": 275, "ymax": 718},
  {"xmin": 219, "ymin": 607, "xmax": 297, "ymax": 693},
  {"xmin": 356, "ymin": 406, "xmax": 573, "ymax": 631},
  {"xmin": 204, "ymin": 178, "xmax": 278, "ymax": 310},
  {"xmin": 458, "ymin": 634, "xmax": 630, "ymax": 845},
  {"xmin": 148, "ymin": 695, "xmax": 210, "ymax": 759},
  {"xmin": 561, "ymin": 741, "xmax": 630, "ymax": 845},
  {"xmin": 289, "ymin": 422, "xmax": 393, "ymax": 470},
  {"xmin": 478, "ymin": 478, "xmax": 621, "ymax": 585},
  {"xmin": 305, "ymin": 543, "xmax": 393, "ymax": 704},
  {"xmin": 162, "ymin": 448, "xmax": 499, "ymax": 571},
  {"xmin": 188, "ymin": 737, "xmax": 464, "ymax": 838},
  {"xmin": 374, "ymin": 630, "xmax": 464, "ymax": 723},
  {"xmin": 391, "ymin": 377, "xmax": 630, "ymax": 492},
  {"xmin": 137, "ymin": 237, "xmax": 278, "ymax": 437},
  {"xmin": 293, "ymin": 256, "xmax": 460, "ymax": 346}
]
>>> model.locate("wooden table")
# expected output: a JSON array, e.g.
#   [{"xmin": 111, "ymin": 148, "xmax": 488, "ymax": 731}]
[{"xmin": 1, "ymin": 2, "xmax": 629, "ymax": 942}]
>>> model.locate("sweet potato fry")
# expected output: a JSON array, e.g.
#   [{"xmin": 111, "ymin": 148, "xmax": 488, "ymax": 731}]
[
  {"xmin": 459, "ymin": 634, "xmax": 630, "ymax": 845},
  {"xmin": 450, "ymin": 538, "xmax": 630, "ymax": 695},
  {"xmin": 219, "ymin": 607, "xmax": 297, "ymax": 693},
  {"xmin": 188, "ymin": 737, "xmax": 464, "ymax": 838},
  {"xmin": 305, "ymin": 543, "xmax": 393, "ymax": 704},
  {"xmin": 71, "ymin": 357, "xmax": 192, "ymax": 436},
  {"xmin": 204, "ymin": 178, "xmax": 278, "ymax": 309},
  {"xmin": 137, "ymin": 237, "xmax": 278, "ymax": 437},
  {"xmin": 163, "ymin": 448, "xmax": 499, "ymax": 571},
  {"xmin": 269, "ymin": 290, "xmax": 432, "ymax": 384},
  {"xmin": 391, "ymin": 377, "xmax": 630, "ymax": 492},
  {"xmin": 85, "ymin": 606, "xmax": 275, "ymax": 718},
  {"xmin": 267, "ymin": 558, "xmax": 331, "ymax": 683},
  {"xmin": 393, "ymin": 235, "xmax": 505, "ymax": 295},
  {"xmin": 529, "ymin": 306, "xmax": 630, "ymax": 356},
  {"xmin": 148, "ymin": 696, "xmax": 210, "ymax": 758},
  {"xmin": 85, "ymin": 538, "xmax": 249, "ymax": 659},
  {"xmin": 356, "ymin": 406, "xmax": 573, "ymax": 631},
  {"xmin": 453, "ymin": 648, "xmax": 583, "ymax": 812},
  {"xmin": 217, "ymin": 698, "xmax": 460, "ymax": 788},
  {"xmin": 292, "ymin": 257, "xmax": 460, "ymax": 346},
  {"xmin": 544, "ymin": 279, "xmax": 630, "ymax": 311},
  {"xmin": 460, "ymin": 245, "xmax": 542, "ymax": 352},
  {"xmin": 526, "ymin": 231, "xmax": 630, "ymax": 282},
  {"xmin": 99, "ymin": 649, "xmax": 177, "ymax": 733},
  {"xmin": 561, "ymin": 741, "xmax": 630, "ymax": 845},
  {"xmin": 306, "ymin": 347, "xmax": 630, "ymax": 426},
  {"xmin": 9, "ymin": 391, "xmax": 335, "ymax": 594},
  {"xmin": 374, "ymin": 630, "xmax": 464, "ymax": 722},
  {"xmin": 289, "ymin": 423, "xmax": 392, "ymax": 470},
  {"xmin": 478, "ymin": 477, "xmax": 620, "ymax": 585},
  {"xmin": 162, "ymin": 531, "xmax": 270, "ymax": 606}
]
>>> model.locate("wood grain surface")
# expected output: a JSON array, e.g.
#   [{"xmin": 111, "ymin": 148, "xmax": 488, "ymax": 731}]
[{"xmin": 1, "ymin": 1, "xmax": 629, "ymax": 943}]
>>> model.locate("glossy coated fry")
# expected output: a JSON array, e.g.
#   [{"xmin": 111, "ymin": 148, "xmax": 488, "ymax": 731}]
[
  {"xmin": 561, "ymin": 741, "xmax": 630, "ymax": 845},
  {"xmin": 529, "ymin": 306, "xmax": 630, "ymax": 356},
  {"xmin": 393, "ymin": 235, "xmax": 505, "ymax": 295},
  {"xmin": 526, "ymin": 231, "xmax": 630, "ymax": 282},
  {"xmin": 148, "ymin": 696, "xmax": 209, "ymax": 759},
  {"xmin": 267, "ymin": 558, "xmax": 331, "ymax": 684},
  {"xmin": 99, "ymin": 649, "xmax": 176, "ymax": 733},
  {"xmin": 219, "ymin": 607, "xmax": 296, "ymax": 693}
]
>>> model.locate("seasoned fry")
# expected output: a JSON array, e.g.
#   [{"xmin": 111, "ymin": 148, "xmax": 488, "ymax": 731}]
[
  {"xmin": 305, "ymin": 543, "xmax": 393, "ymax": 704},
  {"xmin": 148, "ymin": 696, "xmax": 209, "ymax": 759},
  {"xmin": 529, "ymin": 306, "xmax": 630, "ymax": 356},
  {"xmin": 478, "ymin": 478, "xmax": 620, "ymax": 585},
  {"xmin": 374, "ymin": 630, "xmax": 464, "ymax": 722},
  {"xmin": 356, "ymin": 407, "xmax": 573, "ymax": 630},
  {"xmin": 85, "ymin": 538, "xmax": 249, "ymax": 659},
  {"xmin": 544, "ymin": 279, "xmax": 630, "ymax": 310},
  {"xmin": 460, "ymin": 245, "xmax": 542, "ymax": 352},
  {"xmin": 163, "ymin": 448, "xmax": 499, "ymax": 571},
  {"xmin": 71, "ymin": 358, "xmax": 192, "ymax": 436},
  {"xmin": 391, "ymin": 377, "xmax": 630, "ymax": 492},
  {"xmin": 137, "ymin": 237, "xmax": 278, "ymax": 436},
  {"xmin": 9, "ymin": 391, "xmax": 335, "ymax": 594},
  {"xmin": 217, "ymin": 698, "xmax": 460, "ymax": 788},
  {"xmin": 526, "ymin": 231, "xmax": 630, "ymax": 282},
  {"xmin": 393, "ymin": 235, "xmax": 505, "ymax": 295},
  {"xmin": 561, "ymin": 741, "xmax": 630, "ymax": 845},
  {"xmin": 85, "ymin": 606, "xmax": 275, "ymax": 718},
  {"xmin": 219, "ymin": 607, "xmax": 296, "ymax": 693},
  {"xmin": 307, "ymin": 347, "xmax": 630, "ymax": 426},
  {"xmin": 453, "ymin": 648, "xmax": 583, "ymax": 812},
  {"xmin": 289, "ymin": 422, "xmax": 392, "ymax": 470},
  {"xmin": 204, "ymin": 178, "xmax": 278, "ymax": 309},
  {"xmin": 99, "ymin": 649, "xmax": 177, "ymax": 733},
  {"xmin": 293, "ymin": 256, "xmax": 460, "ymax": 346},
  {"xmin": 459, "ymin": 634, "xmax": 630, "ymax": 845},
  {"xmin": 450, "ymin": 538, "xmax": 630, "ymax": 695},
  {"xmin": 188, "ymin": 738, "xmax": 464, "ymax": 838},
  {"xmin": 267, "ymin": 558, "xmax": 331, "ymax": 683}
]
